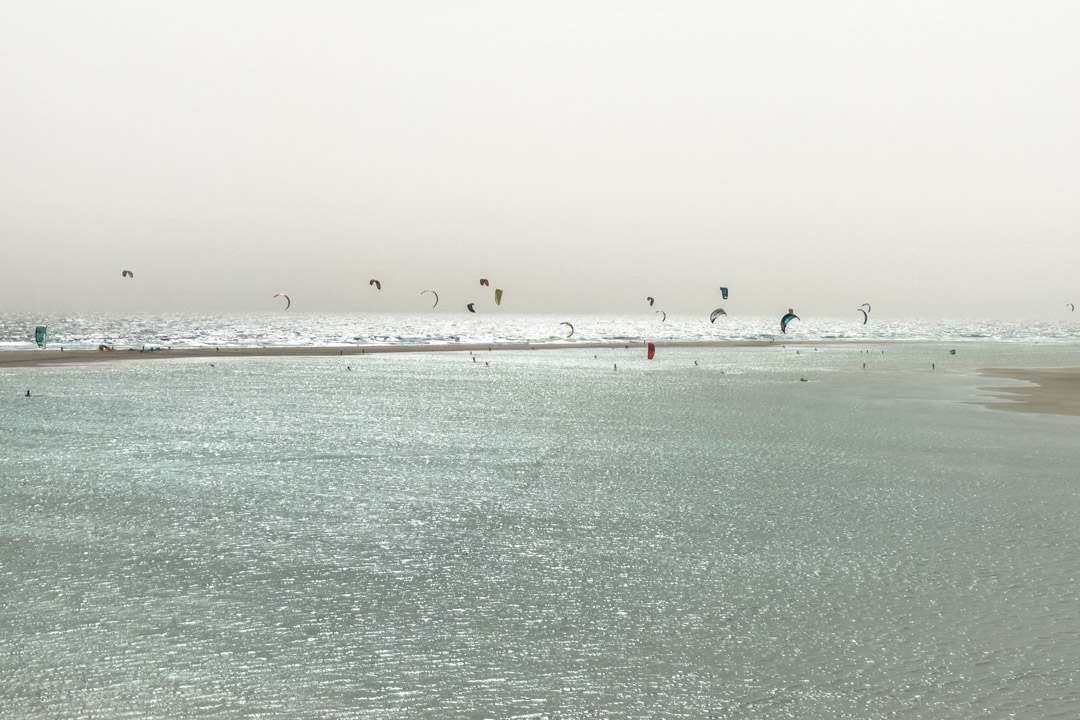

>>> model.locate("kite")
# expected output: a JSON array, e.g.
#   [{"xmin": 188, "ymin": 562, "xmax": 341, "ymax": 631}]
[
  {"xmin": 780, "ymin": 310, "xmax": 800, "ymax": 334},
  {"xmin": 480, "ymin": 278, "xmax": 490, "ymax": 286},
  {"xmin": 720, "ymin": 286, "xmax": 729, "ymax": 300},
  {"xmin": 467, "ymin": 303, "xmax": 476, "ymax": 313},
  {"xmin": 709, "ymin": 308, "xmax": 726, "ymax": 323},
  {"xmin": 122, "ymin": 270, "xmax": 134, "ymax": 278},
  {"xmin": 422, "ymin": 290, "xmax": 439, "ymax": 308},
  {"xmin": 273, "ymin": 293, "xmax": 291, "ymax": 310},
  {"xmin": 560, "ymin": 321, "xmax": 574, "ymax": 338},
  {"xmin": 656, "ymin": 310, "xmax": 666, "ymax": 323},
  {"xmin": 857, "ymin": 308, "xmax": 868, "ymax": 324},
  {"xmin": 646, "ymin": 296, "xmax": 655, "ymax": 306},
  {"xmin": 369, "ymin": 279, "xmax": 381, "ymax": 290}
]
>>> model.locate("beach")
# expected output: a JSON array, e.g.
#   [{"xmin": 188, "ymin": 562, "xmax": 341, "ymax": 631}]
[
  {"xmin": 978, "ymin": 367, "xmax": 1080, "ymax": 416},
  {"xmin": 6, "ymin": 341, "xmax": 1080, "ymax": 418},
  {"xmin": 0, "ymin": 339, "xmax": 779, "ymax": 368}
]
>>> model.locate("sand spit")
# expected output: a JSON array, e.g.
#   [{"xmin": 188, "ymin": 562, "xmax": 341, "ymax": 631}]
[
  {"xmin": 0, "ymin": 340, "xmax": 782, "ymax": 369},
  {"xmin": 978, "ymin": 368, "xmax": 1080, "ymax": 417}
]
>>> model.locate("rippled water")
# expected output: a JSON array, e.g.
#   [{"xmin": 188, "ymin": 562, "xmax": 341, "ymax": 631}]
[
  {"xmin": 4, "ymin": 342, "xmax": 1080, "ymax": 718},
  {"xmin": 4, "ymin": 311, "xmax": 1080, "ymax": 351}
]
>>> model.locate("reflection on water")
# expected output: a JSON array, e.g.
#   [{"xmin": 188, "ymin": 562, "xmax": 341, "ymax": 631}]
[
  {"xmin": 3, "ymin": 344, "xmax": 1080, "ymax": 718},
  {"xmin": 3, "ymin": 311, "xmax": 1080, "ymax": 351}
]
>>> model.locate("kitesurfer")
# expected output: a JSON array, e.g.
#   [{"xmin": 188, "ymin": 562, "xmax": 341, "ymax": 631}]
[{"xmin": 25, "ymin": 390, "xmax": 30, "ymax": 397}]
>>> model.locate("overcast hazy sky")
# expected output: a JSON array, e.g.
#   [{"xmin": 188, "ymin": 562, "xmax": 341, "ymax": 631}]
[{"xmin": 3, "ymin": 1, "xmax": 1078, "ymax": 318}]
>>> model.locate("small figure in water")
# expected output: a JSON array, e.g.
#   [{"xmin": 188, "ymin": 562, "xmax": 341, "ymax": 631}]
[
  {"xmin": 347, "ymin": 366, "xmax": 352, "ymax": 371},
  {"xmin": 25, "ymin": 390, "xmax": 31, "ymax": 397},
  {"xmin": 932, "ymin": 363, "xmax": 935, "ymax": 370},
  {"xmin": 614, "ymin": 363, "xmax": 618, "ymax": 371}
]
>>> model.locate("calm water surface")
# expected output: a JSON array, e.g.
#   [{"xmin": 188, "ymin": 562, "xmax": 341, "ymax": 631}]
[{"xmin": 3, "ymin": 342, "xmax": 1080, "ymax": 718}]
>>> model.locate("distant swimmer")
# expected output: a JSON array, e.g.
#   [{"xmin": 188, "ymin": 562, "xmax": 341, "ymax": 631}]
[
  {"xmin": 25, "ymin": 390, "xmax": 30, "ymax": 397},
  {"xmin": 614, "ymin": 363, "xmax": 618, "ymax": 371},
  {"xmin": 209, "ymin": 363, "xmax": 215, "ymax": 368},
  {"xmin": 347, "ymin": 366, "xmax": 352, "ymax": 371},
  {"xmin": 800, "ymin": 378, "xmax": 808, "ymax": 382},
  {"xmin": 694, "ymin": 360, "xmax": 698, "ymax": 366},
  {"xmin": 932, "ymin": 363, "xmax": 935, "ymax": 370}
]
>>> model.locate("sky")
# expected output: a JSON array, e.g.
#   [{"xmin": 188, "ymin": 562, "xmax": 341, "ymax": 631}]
[{"xmin": 3, "ymin": 1, "xmax": 1079, "ymax": 318}]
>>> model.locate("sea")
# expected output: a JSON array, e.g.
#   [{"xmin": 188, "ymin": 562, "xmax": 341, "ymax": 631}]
[{"xmin": 3, "ymin": 313, "xmax": 1080, "ymax": 719}]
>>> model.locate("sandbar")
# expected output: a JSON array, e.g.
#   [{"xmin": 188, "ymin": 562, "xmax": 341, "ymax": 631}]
[
  {"xmin": 978, "ymin": 368, "xmax": 1080, "ymax": 417},
  {"xmin": 0, "ymin": 340, "xmax": 779, "ymax": 369}
]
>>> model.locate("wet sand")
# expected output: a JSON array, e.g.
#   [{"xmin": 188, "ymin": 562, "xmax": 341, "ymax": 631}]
[
  {"xmin": 8, "ymin": 346, "xmax": 1080, "ymax": 418},
  {"xmin": 978, "ymin": 368, "xmax": 1080, "ymax": 417},
  {"xmin": 0, "ymin": 340, "xmax": 779, "ymax": 369}
]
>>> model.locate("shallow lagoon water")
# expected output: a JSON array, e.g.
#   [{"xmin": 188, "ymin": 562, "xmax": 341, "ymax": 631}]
[{"xmin": 3, "ymin": 342, "xmax": 1080, "ymax": 718}]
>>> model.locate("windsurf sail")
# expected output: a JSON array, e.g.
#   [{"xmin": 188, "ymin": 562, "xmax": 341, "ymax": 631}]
[
  {"xmin": 494, "ymin": 288, "xmax": 503, "ymax": 305},
  {"xmin": 34, "ymin": 325, "xmax": 47, "ymax": 348},
  {"xmin": 647, "ymin": 342, "xmax": 656, "ymax": 359}
]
